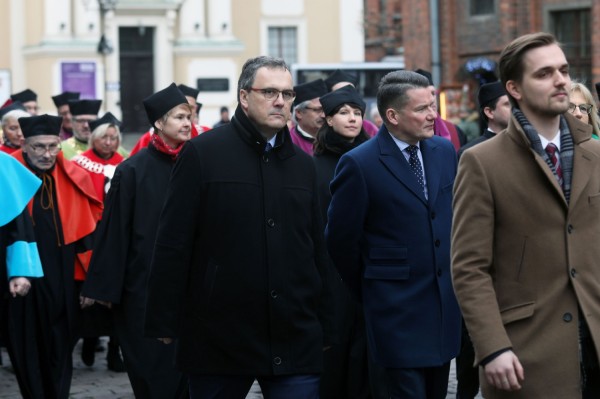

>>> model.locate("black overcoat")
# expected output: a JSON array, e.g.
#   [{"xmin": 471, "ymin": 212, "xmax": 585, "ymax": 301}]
[{"xmin": 145, "ymin": 105, "xmax": 333, "ymax": 376}]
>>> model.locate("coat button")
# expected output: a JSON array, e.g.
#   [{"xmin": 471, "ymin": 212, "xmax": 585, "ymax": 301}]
[
  {"xmin": 563, "ymin": 312, "xmax": 573, "ymax": 322},
  {"xmin": 266, "ymin": 218, "xmax": 275, "ymax": 227},
  {"xmin": 570, "ymin": 268, "xmax": 577, "ymax": 278},
  {"xmin": 437, "ymin": 269, "xmax": 442, "ymax": 277},
  {"xmin": 270, "ymin": 290, "xmax": 278, "ymax": 299},
  {"xmin": 431, "ymin": 212, "xmax": 436, "ymax": 220},
  {"xmin": 567, "ymin": 224, "xmax": 573, "ymax": 234},
  {"xmin": 273, "ymin": 357, "xmax": 282, "ymax": 365},
  {"xmin": 435, "ymin": 239, "xmax": 441, "ymax": 247}
]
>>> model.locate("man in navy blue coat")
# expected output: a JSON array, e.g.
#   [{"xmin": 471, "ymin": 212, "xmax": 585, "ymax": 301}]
[{"xmin": 326, "ymin": 70, "xmax": 461, "ymax": 398}]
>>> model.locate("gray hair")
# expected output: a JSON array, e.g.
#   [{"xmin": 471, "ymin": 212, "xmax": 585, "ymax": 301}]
[
  {"xmin": 377, "ymin": 70, "xmax": 430, "ymax": 125},
  {"xmin": 2, "ymin": 109, "xmax": 30, "ymax": 127},
  {"xmin": 89, "ymin": 122, "xmax": 122, "ymax": 148},
  {"xmin": 237, "ymin": 56, "xmax": 290, "ymax": 102},
  {"xmin": 292, "ymin": 100, "xmax": 312, "ymax": 124}
]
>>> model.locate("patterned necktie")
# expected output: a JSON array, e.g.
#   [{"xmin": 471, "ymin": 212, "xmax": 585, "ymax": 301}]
[
  {"xmin": 406, "ymin": 145, "xmax": 425, "ymax": 190},
  {"xmin": 545, "ymin": 143, "xmax": 563, "ymax": 188}
]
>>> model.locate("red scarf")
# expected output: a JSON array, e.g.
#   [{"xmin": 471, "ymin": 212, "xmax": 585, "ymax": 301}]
[{"xmin": 150, "ymin": 132, "xmax": 184, "ymax": 161}]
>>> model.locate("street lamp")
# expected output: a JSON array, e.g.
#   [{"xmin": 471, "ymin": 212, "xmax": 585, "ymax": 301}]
[{"xmin": 97, "ymin": 0, "xmax": 118, "ymax": 55}]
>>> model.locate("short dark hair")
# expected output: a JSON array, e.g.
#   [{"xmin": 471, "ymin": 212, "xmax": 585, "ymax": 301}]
[
  {"xmin": 376, "ymin": 70, "xmax": 430, "ymax": 125},
  {"xmin": 479, "ymin": 97, "xmax": 502, "ymax": 125},
  {"xmin": 237, "ymin": 56, "xmax": 290, "ymax": 102},
  {"xmin": 498, "ymin": 32, "xmax": 559, "ymax": 107}
]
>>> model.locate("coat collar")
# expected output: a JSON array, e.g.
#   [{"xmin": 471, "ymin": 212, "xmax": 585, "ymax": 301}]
[
  {"xmin": 231, "ymin": 105, "xmax": 296, "ymax": 160},
  {"xmin": 376, "ymin": 125, "xmax": 443, "ymax": 205},
  {"xmin": 506, "ymin": 111, "xmax": 596, "ymax": 209}
]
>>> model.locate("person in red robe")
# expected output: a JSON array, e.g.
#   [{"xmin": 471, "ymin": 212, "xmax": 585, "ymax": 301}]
[
  {"xmin": 10, "ymin": 114, "xmax": 102, "ymax": 399},
  {"xmin": 72, "ymin": 112, "xmax": 125, "ymax": 200},
  {"xmin": 0, "ymin": 104, "xmax": 28, "ymax": 154}
]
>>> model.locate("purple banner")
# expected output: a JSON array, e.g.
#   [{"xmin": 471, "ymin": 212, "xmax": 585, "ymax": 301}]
[{"xmin": 61, "ymin": 62, "xmax": 96, "ymax": 99}]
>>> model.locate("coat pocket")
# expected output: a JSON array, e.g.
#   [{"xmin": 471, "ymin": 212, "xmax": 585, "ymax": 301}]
[
  {"xmin": 589, "ymin": 192, "xmax": 600, "ymax": 207},
  {"xmin": 499, "ymin": 302, "xmax": 535, "ymax": 325}
]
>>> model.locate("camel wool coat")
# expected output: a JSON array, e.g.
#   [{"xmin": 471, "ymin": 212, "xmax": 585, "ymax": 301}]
[{"xmin": 452, "ymin": 112, "xmax": 600, "ymax": 398}]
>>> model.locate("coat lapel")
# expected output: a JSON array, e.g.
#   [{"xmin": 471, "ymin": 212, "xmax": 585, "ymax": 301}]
[{"xmin": 377, "ymin": 128, "xmax": 427, "ymax": 204}]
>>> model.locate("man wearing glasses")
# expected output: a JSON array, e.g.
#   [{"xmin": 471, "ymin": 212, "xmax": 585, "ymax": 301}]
[
  {"xmin": 61, "ymin": 99, "xmax": 129, "ymax": 160},
  {"xmin": 145, "ymin": 56, "xmax": 333, "ymax": 398},
  {"xmin": 289, "ymin": 79, "xmax": 328, "ymax": 155},
  {"xmin": 10, "ymin": 114, "xmax": 102, "ymax": 398}
]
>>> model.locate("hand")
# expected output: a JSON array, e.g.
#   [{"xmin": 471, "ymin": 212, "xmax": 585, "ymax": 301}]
[
  {"xmin": 80, "ymin": 296, "xmax": 96, "ymax": 308},
  {"xmin": 158, "ymin": 338, "xmax": 173, "ymax": 344},
  {"xmin": 484, "ymin": 350, "xmax": 524, "ymax": 391},
  {"xmin": 96, "ymin": 300, "xmax": 113, "ymax": 309},
  {"xmin": 9, "ymin": 277, "xmax": 31, "ymax": 297}
]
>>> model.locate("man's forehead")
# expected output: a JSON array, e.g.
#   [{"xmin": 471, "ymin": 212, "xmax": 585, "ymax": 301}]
[
  {"xmin": 523, "ymin": 44, "xmax": 567, "ymax": 70},
  {"xmin": 255, "ymin": 67, "xmax": 292, "ymax": 86},
  {"xmin": 406, "ymin": 87, "xmax": 434, "ymax": 105}
]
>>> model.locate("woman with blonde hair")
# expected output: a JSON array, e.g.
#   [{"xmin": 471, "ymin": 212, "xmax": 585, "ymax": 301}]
[{"xmin": 568, "ymin": 82, "xmax": 600, "ymax": 139}]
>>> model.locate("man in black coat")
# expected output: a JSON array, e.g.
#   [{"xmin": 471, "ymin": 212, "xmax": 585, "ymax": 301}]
[
  {"xmin": 144, "ymin": 56, "xmax": 333, "ymax": 399},
  {"xmin": 457, "ymin": 81, "xmax": 510, "ymax": 160}
]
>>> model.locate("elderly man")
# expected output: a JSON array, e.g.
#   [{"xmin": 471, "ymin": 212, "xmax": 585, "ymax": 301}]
[
  {"xmin": 144, "ymin": 56, "xmax": 333, "ymax": 399},
  {"xmin": 326, "ymin": 70, "xmax": 461, "ymax": 398},
  {"xmin": 10, "ymin": 114, "xmax": 102, "ymax": 398},
  {"xmin": 452, "ymin": 32, "xmax": 600, "ymax": 398},
  {"xmin": 52, "ymin": 91, "xmax": 80, "ymax": 140},
  {"xmin": 289, "ymin": 79, "xmax": 328, "ymax": 155}
]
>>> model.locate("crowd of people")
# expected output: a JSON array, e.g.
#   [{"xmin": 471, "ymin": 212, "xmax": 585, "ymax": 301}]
[{"xmin": 1, "ymin": 31, "xmax": 600, "ymax": 399}]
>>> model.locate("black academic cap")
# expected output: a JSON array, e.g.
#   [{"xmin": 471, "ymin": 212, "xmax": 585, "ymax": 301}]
[
  {"xmin": 0, "ymin": 101, "xmax": 27, "ymax": 119},
  {"xmin": 69, "ymin": 99, "xmax": 102, "ymax": 116},
  {"xmin": 18, "ymin": 114, "xmax": 62, "ymax": 138},
  {"xmin": 177, "ymin": 84, "xmax": 200, "ymax": 99},
  {"xmin": 89, "ymin": 112, "xmax": 122, "ymax": 132},
  {"xmin": 52, "ymin": 91, "xmax": 80, "ymax": 108},
  {"xmin": 293, "ymin": 79, "xmax": 328, "ymax": 107},
  {"xmin": 414, "ymin": 69, "xmax": 434, "ymax": 86},
  {"xmin": 325, "ymin": 69, "xmax": 358, "ymax": 91},
  {"xmin": 11, "ymin": 89, "xmax": 37, "ymax": 103},
  {"xmin": 477, "ymin": 81, "xmax": 507, "ymax": 109},
  {"xmin": 319, "ymin": 85, "xmax": 366, "ymax": 116},
  {"xmin": 143, "ymin": 83, "xmax": 188, "ymax": 128}
]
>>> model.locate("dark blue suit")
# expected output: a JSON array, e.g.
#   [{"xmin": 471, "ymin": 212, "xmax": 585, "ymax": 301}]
[{"xmin": 326, "ymin": 126, "xmax": 461, "ymax": 375}]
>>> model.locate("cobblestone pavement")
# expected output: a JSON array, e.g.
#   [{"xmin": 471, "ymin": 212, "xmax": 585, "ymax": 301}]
[{"xmin": 1, "ymin": 339, "xmax": 480, "ymax": 398}]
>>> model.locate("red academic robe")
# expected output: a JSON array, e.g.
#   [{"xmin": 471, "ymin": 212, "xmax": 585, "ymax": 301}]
[
  {"xmin": 12, "ymin": 150, "xmax": 103, "ymax": 280},
  {"xmin": 72, "ymin": 149, "xmax": 125, "ymax": 201}
]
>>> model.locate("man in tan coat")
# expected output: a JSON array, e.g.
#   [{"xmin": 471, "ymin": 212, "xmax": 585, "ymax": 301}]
[{"xmin": 452, "ymin": 32, "xmax": 600, "ymax": 398}]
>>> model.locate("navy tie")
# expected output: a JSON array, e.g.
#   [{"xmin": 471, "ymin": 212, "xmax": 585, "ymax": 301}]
[{"xmin": 406, "ymin": 145, "xmax": 425, "ymax": 190}]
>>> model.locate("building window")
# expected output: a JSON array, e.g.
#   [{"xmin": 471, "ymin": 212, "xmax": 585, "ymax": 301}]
[
  {"xmin": 551, "ymin": 9, "xmax": 591, "ymax": 84},
  {"xmin": 470, "ymin": 0, "xmax": 495, "ymax": 16},
  {"xmin": 268, "ymin": 27, "xmax": 297, "ymax": 65}
]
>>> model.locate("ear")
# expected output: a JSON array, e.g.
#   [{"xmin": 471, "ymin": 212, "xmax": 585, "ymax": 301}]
[
  {"xmin": 326, "ymin": 116, "xmax": 334, "ymax": 127},
  {"xmin": 483, "ymin": 106, "xmax": 494, "ymax": 120},
  {"xmin": 239, "ymin": 90, "xmax": 249, "ymax": 111},
  {"xmin": 505, "ymin": 80, "xmax": 522, "ymax": 102},
  {"xmin": 154, "ymin": 119, "xmax": 164, "ymax": 131},
  {"xmin": 385, "ymin": 108, "xmax": 400, "ymax": 127}
]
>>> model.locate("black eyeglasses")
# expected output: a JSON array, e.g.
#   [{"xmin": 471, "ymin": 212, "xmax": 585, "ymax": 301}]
[
  {"xmin": 568, "ymin": 103, "xmax": 593, "ymax": 115},
  {"xmin": 248, "ymin": 88, "xmax": 296, "ymax": 102}
]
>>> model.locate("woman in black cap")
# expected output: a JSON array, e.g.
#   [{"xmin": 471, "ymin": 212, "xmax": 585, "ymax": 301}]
[
  {"xmin": 313, "ymin": 85, "xmax": 371, "ymax": 399},
  {"xmin": 81, "ymin": 83, "xmax": 191, "ymax": 398}
]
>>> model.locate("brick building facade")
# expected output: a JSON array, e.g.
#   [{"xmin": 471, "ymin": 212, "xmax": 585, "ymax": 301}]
[{"xmin": 366, "ymin": 0, "xmax": 600, "ymax": 120}]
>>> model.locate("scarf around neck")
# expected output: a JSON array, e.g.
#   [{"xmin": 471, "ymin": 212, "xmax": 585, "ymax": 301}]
[
  {"xmin": 150, "ymin": 132, "xmax": 184, "ymax": 161},
  {"xmin": 512, "ymin": 108, "xmax": 574, "ymax": 202}
]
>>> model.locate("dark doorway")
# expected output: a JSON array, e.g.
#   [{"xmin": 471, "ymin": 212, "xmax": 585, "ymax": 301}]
[{"xmin": 119, "ymin": 27, "xmax": 154, "ymax": 133}]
